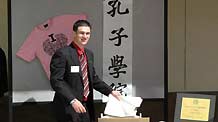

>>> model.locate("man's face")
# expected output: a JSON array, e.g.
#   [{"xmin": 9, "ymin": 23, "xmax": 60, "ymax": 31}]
[{"xmin": 73, "ymin": 26, "xmax": 91, "ymax": 48}]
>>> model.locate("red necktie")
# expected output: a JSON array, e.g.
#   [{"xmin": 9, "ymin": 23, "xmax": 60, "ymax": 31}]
[{"xmin": 80, "ymin": 53, "xmax": 89, "ymax": 100}]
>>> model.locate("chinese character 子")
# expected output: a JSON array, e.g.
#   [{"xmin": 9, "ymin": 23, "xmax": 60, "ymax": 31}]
[
  {"xmin": 110, "ymin": 83, "xmax": 127, "ymax": 96},
  {"xmin": 108, "ymin": 55, "xmax": 127, "ymax": 78},
  {"xmin": 109, "ymin": 27, "xmax": 128, "ymax": 46},
  {"xmin": 107, "ymin": 0, "xmax": 129, "ymax": 17}
]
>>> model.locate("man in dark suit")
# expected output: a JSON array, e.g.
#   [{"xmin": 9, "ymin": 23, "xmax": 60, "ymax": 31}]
[{"xmin": 50, "ymin": 20, "xmax": 121, "ymax": 122}]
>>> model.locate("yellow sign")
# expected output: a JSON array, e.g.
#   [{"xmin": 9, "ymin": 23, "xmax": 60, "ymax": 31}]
[{"xmin": 180, "ymin": 97, "xmax": 210, "ymax": 121}]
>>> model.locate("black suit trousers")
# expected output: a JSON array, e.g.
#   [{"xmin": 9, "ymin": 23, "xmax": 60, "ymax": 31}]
[{"xmin": 54, "ymin": 102, "xmax": 91, "ymax": 122}]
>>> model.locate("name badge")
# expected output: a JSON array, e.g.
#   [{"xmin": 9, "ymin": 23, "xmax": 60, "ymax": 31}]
[{"xmin": 71, "ymin": 66, "xmax": 79, "ymax": 73}]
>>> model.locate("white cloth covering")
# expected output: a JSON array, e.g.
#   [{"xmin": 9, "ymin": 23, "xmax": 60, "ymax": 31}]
[{"xmin": 104, "ymin": 94, "xmax": 142, "ymax": 117}]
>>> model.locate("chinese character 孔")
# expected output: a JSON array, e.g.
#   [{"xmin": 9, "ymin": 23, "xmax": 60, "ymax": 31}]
[{"xmin": 107, "ymin": 0, "xmax": 129, "ymax": 17}]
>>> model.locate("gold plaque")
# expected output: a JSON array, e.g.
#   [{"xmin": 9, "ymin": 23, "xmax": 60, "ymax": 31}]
[{"xmin": 180, "ymin": 97, "xmax": 210, "ymax": 121}]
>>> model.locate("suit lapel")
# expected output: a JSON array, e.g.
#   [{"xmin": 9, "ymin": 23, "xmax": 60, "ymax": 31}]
[{"xmin": 69, "ymin": 43, "xmax": 82, "ymax": 77}]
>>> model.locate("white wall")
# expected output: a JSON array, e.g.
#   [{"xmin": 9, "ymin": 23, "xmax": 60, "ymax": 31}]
[{"xmin": 11, "ymin": 0, "xmax": 165, "ymax": 102}]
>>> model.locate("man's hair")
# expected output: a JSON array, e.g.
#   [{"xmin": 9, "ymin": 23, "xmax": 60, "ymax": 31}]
[{"xmin": 73, "ymin": 20, "xmax": 91, "ymax": 32}]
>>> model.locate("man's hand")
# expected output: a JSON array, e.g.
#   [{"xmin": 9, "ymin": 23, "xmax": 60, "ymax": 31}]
[
  {"xmin": 111, "ymin": 91, "xmax": 121, "ymax": 101},
  {"xmin": 71, "ymin": 99, "xmax": 86, "ymax": 113}
]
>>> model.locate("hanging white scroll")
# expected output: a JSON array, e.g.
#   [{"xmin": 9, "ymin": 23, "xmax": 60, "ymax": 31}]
[{"xmin": 103, "ymin": 0, "xmax": 133, "ymax": 99}]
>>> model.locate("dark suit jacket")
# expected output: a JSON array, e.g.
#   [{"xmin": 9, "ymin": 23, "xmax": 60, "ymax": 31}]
[
  {"xmin": 0, "ymin": 48, "xmax": 8, "ymax": 97},
  {"xmin": 50, "ymin": 43, "xmax": 112, "ymax": 122}
]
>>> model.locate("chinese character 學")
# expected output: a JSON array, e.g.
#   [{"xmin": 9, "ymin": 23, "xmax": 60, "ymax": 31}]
[
  {"xmin": 108, "ymin": 55, "xmax": 127, "ymax": 78},
  {"xmin": 109, "ymin": 27, "xmax": 128, "ymax": 46},
  {"xmin": 107, "ymin": 0, "xmax": 129, "ymax": 17}
]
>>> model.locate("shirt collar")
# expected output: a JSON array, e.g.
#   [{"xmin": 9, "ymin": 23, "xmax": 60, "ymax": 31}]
[{"xmin": 72, "ymin": 41, "xmax": 85, "ymax": 56}]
